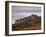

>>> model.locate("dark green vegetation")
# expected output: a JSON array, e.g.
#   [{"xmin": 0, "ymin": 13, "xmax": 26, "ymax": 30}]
[{"xmin": 12, "ymin": 19, "xmax": 41, "ymax": 31}]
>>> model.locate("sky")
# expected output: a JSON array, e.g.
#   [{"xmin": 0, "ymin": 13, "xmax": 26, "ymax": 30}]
[{"xmin": 12, "ymin": 6, "xmax": 41, "ymax": 24}]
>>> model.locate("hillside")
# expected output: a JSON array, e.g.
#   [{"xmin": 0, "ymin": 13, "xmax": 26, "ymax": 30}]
[{"xmin": 12, "ymin": 18, "xmax": 41, "ymax": 31}]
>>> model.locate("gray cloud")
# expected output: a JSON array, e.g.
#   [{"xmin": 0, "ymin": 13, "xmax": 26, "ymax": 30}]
[{"xmin": 12, "ymin": 6, "xmax": 41, "ymax": 14}]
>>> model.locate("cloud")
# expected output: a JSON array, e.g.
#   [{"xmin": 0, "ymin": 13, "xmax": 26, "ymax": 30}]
[{"xmin": 12, "ymin": 6, "xmax": 41, "ymax": 13}]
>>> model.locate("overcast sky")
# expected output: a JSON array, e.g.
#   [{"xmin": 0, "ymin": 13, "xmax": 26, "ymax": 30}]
[{"xmin": 12, "ymin": 6, "xmax": 41, "ymax": 24}]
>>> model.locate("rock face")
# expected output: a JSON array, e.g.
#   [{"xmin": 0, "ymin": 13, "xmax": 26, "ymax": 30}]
[
  {"xmin": 15, "ymin": 14, "xmax": 41, "ymax": 25},
  {"xmin": 31, "ymin": 14, "xmax": 41, "ymax": 24},
  {"xmin": 15, "ymin": 16, "xmax": 31, "ymax": 24}
]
